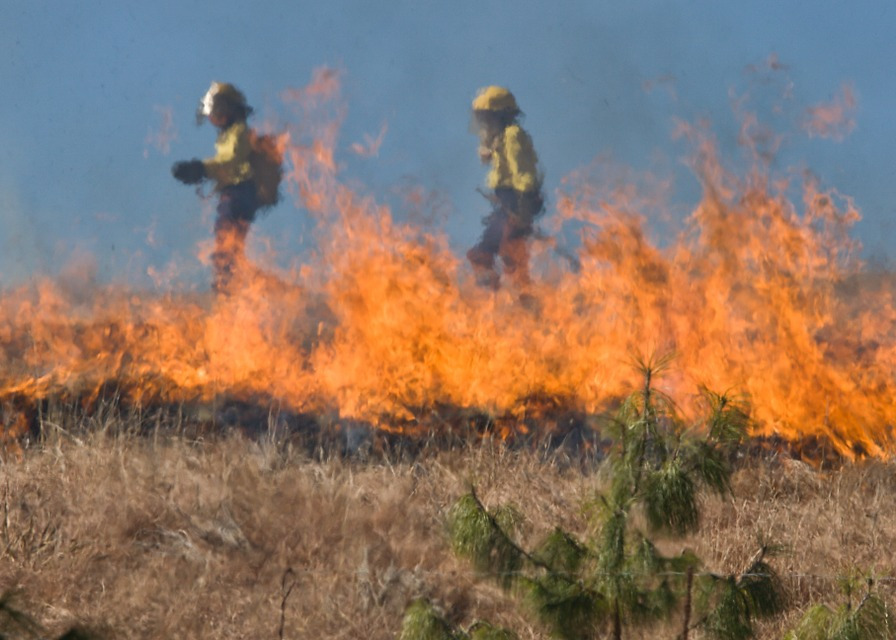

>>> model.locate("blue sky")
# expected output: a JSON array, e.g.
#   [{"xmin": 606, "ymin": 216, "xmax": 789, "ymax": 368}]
[{"xmin": 3, "ymin": 1, "xmax": 895, "ymax": 287}]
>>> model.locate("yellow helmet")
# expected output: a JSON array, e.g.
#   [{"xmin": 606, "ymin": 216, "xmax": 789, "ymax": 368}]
[
  {"xmin": 197, "ymin": 82, "xmax": 252, "ymax": 123},
  {"xmin": 472, "ymin": 86, "xmax": 519, "ymax": 113}
]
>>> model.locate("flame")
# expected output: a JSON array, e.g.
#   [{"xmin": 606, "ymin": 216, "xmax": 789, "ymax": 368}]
[{"xmin": 1, "ymin": 68, "xmax": 894, "ymax": 458}]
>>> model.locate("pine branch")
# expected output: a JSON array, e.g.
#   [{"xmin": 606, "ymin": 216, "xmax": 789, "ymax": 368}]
[
  {"xmin": 462, "ymin": 488, "xmax": 602, "ymax": 581},
  {"xmin": 687, "ymin": 544, "xmax": 787, "ymax": 640},
  {"xmin": 399, "ymin": 599, "xmax": 466, "ymax": 640},
  {"xmin": 447, "ymin": 489, "xmax": 526, "ymax": 589},
  {"xmin": 467, "ymin": 620, "xmax": 518, "ymax": 640},
  {"xmin": 453, "ymin": 490, "xmax": 614, "ymax": 638}
]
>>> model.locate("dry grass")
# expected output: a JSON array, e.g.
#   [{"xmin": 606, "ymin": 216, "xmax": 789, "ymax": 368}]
[{"xmin": 0, "ymin": 415, "xmax": 894, "ymax": 639}]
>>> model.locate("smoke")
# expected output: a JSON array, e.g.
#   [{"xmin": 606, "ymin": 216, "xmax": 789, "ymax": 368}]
[
  {"xmin": 803, "ymin": 84, "xmax": 857, "ymax": 141},
  {"xmin": 0, "ymin": 182, "xmax": 43, "ymax": 284},
  {"xmin": 350, "ymin": 122, "xmax": 388, "ymax": 158},
  {"xmin": 56, "ymin": 251, "xmax": 99, "ymax": 306},
  {"xmin": 143, "ymin": 105, "xmax": 178, "ymax": 158}
]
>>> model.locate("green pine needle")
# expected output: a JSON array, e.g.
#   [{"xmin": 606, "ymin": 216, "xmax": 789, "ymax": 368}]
[
  {"xmin": 686, "ymin": 440, "xmax": 734, "ymax": 495},
  {"xmin": 703, "ymin": 578, "xmax": 755, "ymax": 640},
  {"xmin": 700, "ymin": 554, "xmax": 787, "ymax": 640},
  {"xmin": 447, "ymin": 492, "xmax": 524, "ymax": 589},
  {"xmin": 700, "ymin": 387, "xmax": 751, "ymax": 448},
  {"xmin": 739, "ymin": 559, "xmax": 787, "ymax": 618},
  {"xmin": 642, "ymin": 461, "xmax": 699, "ymax": 535},
  {"xmin": 597, "ymin": 509, "xmax": 627, "ymax": 575},
  {"xmin": 783, "ymin": 604, "xmax": 835, "ymax": 640},
  {"xmin": 531, "ymin": 528, "xmax": 587, "ymax": 575},
  {"xmin": 399, "ymin": 599, "xmax": 466, "ymax": 640},
  {"xmin": 522, "ymin": 576, "xmax": 607, "ymax": 640},
  {"xmin": 785, "ymin": 589, "xmax": 895, "ymax": 640},
  {"xmin": 468, "ymin": 621, "xmax": 518, "ymax": 640}
]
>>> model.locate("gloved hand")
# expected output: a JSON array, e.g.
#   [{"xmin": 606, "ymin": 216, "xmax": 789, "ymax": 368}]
[{"xmin": 172, "ymin": 159, "xmax": 206, "ymax": 185}]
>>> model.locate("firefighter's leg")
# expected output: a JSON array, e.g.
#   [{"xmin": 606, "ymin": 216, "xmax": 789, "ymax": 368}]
[
  {"xmin": 212, "ymin": 206, "xmax": 250, "ymax": 293},
  {"xmin": 499, "ymin": 224, "xmax": 532, "ymax": 289},
  {"xmin": 497, "ymin": 191, "xmax": 533, "ymax": 290},
  {"xmin": 517, "ymin": 190, "xmax": 544, "ymax": 223},
  {"xmin": 500, "ymin": 225, "xmax": 541, "ymax": 312},
  {"xmin": 212, "ymin": 183, "xmax": 257, "ymax": 294},
  {"xmin": 212, "ymin": 218, "xmax": 250, "ymax": 293},
  {"xmin": 467, "ymin": 210, "xmax": 504, "ymax": 289}
]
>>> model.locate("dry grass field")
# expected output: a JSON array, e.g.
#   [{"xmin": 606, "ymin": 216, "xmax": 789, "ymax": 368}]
[{"xmin": 0, "ymin": 410, "xmax": 894, "ymax": 639}]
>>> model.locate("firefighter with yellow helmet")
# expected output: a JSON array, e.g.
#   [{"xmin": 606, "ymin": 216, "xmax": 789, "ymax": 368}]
[
  {"xmin": 172, "ymin": 82, "xmax": 258, "ymax": 293},
  {"xmin": 467, "ymin": 86, "xmax": 544, "ymax": 290}
]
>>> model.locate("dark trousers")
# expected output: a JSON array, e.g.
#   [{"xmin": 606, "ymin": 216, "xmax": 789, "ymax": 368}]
[
  {"xmin": 467, "ymin": 188, "xmax": 542, "ymax": 288},
  {"xmin": 213, "ymin": 181, "xmax": 258, "ymax": 293}
]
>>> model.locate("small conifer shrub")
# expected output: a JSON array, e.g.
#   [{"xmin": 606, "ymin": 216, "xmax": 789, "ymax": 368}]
[{"xmin": 404, "ymin": 356, "xmax": 788, "ymax": 639}]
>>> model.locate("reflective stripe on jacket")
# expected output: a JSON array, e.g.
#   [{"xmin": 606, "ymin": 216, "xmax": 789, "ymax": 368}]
[
  {"xmin": 485, "ymin": 124, "xmax": 540, "ymax": 193},
  {"xmin": 203, "ymin": 122, "xmax": 254, "ymax": 190}
]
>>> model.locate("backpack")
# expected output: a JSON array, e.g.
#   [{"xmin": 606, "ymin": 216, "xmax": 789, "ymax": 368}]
[{"xmin": 248, "ymin": 130, "xmax": 284, "ymax": 210}]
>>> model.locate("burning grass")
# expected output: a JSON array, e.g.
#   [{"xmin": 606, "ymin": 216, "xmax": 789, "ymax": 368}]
[
  {"xmin": 3, "ymin": 69, "xmax": 896, "ymax": 461},
  {"xmin": 0, "ymin": 408, "xmax": 893, "ymax": 639}
]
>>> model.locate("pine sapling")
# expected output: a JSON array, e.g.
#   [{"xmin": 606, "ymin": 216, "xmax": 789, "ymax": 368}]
[
  {"xmin": 784, "ymin": 573, "xmax": 895, "ymax": 640},
  {"xmin": 413, "ymin": 355, "xmax": 788, "ymax": 640}
]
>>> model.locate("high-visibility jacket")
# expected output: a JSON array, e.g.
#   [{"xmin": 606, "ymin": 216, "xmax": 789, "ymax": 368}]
[
  {"xmin": 203, "ymin": 122, "xmax": 254, "ymax": 190},
  {"xmin": 484, "ymin": 124, "xmax": 540, "ymax": 194}
]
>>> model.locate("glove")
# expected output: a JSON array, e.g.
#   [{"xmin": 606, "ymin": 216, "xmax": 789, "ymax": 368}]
[{"xmin": 172, "ymin": 159, "xmax": 206, "ymax": 185}]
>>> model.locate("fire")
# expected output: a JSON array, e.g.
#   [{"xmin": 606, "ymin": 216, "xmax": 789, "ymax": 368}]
[{"xmin": 1, "ymin": 68, "xmax": 894, "ymax": 458}]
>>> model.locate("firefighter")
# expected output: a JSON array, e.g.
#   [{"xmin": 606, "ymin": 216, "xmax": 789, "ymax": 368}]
[
  {"xmin": 172, "ymin": 82, "xmax": 258, "ymax": 293},
  {"xmin": 467, "ymin": 86, "xmax": 544, "ymax": 290}
]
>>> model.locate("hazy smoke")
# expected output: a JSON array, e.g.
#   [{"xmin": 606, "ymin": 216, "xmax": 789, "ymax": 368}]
[
  {"xmin": 803, "ymin": 84, "xmax": 857, "ymax": 141},
  {"xmin": 143, "ymin": 105, "xmax": 178, "ymax": 158},
  {"xmin": 350, "ymin": 122, "xmax": 388, "ymax": 157},
  {"xmin": 0, "ymin": 183, "xmax": 42, "ymax": 283}
]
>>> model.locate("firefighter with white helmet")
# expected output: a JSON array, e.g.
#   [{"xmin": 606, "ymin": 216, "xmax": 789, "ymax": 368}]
[
  {"xmin": 172, "ymin": 82, "xmax": 258, "ymax": 293},
  {"xmin": 467, "ymin": 85, "xmax": 544, "ymax": 290}
]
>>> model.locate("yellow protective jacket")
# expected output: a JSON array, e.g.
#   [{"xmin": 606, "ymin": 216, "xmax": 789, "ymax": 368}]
[
  {"xmin": 203, "ymin": 122, "xmax": 254, "ymax": 190},
  {"xmin": 484, "ymin": 124, "xmax": 540, "ymax": 194}
]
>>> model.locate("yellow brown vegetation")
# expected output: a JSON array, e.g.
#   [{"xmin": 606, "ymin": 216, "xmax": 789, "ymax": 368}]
[{"xmin": 0, "ymin": 416, "xmax": 894, "ymax": 638}]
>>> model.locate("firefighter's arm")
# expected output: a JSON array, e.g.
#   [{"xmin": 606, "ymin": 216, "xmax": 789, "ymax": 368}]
[
  {"xmin": 203, "ymin": 124, "xmax": 251, "ymax": 184},
  {"xmin": 504, "ymin": 127, "xmax": 538, "ymax": 193},
  {"xmin": 202, "ymin": 127, "xmax": 238, "ymax": 183}
]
